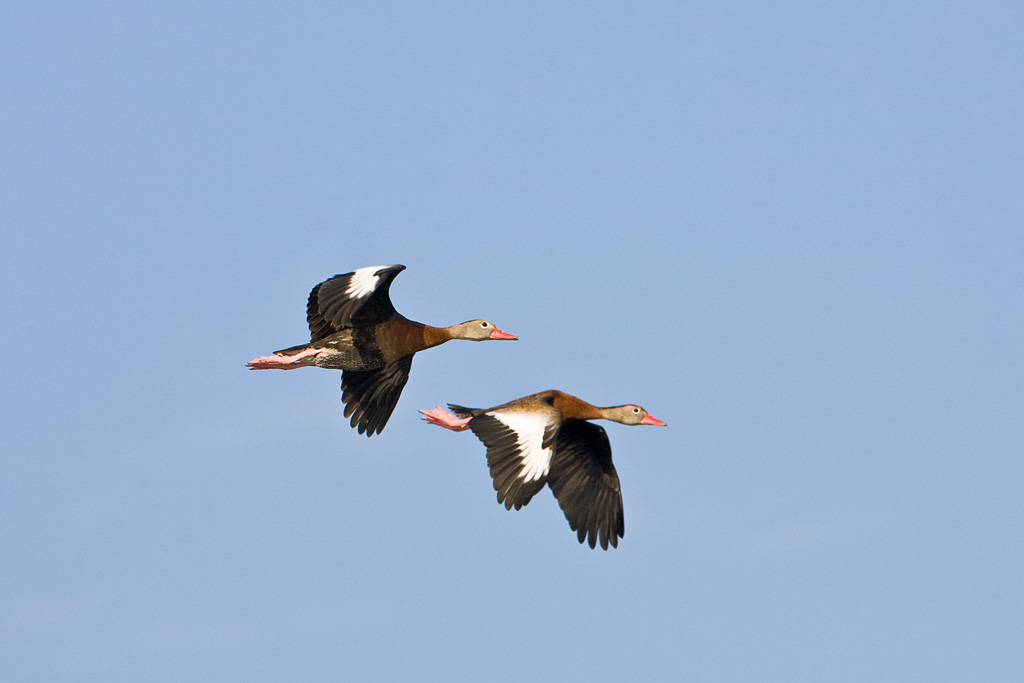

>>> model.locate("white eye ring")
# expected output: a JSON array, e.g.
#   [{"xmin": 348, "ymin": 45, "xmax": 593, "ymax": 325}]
[{"xmin": 480, "ymin": 321, "xmax": 489, "ymax": 327}]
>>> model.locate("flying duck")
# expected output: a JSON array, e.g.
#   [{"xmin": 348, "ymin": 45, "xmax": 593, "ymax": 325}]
[
  {"xmin": 248, "ymin": 265, "xmax": 517, "ymax": 436},
  {"xmin": 420, "ymin": 390, "xmax": 665, "ymax": 549}
]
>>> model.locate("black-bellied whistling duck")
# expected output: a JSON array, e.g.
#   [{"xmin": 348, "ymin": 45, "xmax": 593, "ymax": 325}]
[
  {"xmin": 247, "ymin": 265, "xmax": 517, "ymax": 436},
  {"xmin": 420, "ymin": 390, "xmax": 666, "ymax": 549}
]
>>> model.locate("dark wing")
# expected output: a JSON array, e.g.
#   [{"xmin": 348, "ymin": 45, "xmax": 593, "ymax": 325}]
[
  {"xmin": 307, "ymin": 264, "xmax": 406, "ymax": 341},
  {"xmin": 468, "ymin": 407, "xmax": 561, "ymax": 511},
  {"xmin": 340, "ymin": 354, "xmax": 413, "ymax": 437},
  {"xmin": 546, "ymin": 420, "xmax": 624, "ymax": 550}
]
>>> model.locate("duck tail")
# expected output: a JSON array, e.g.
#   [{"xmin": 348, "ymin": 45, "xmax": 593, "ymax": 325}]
[
  {"xmin": 272, "ymin": 343, "xmax": 312, "ymax": 356},
  {"xmin": 447, "ymin": 404, "xmax": 481, "ymax": 418}
]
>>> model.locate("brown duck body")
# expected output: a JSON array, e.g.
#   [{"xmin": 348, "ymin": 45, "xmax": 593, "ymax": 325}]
[
  {"xmin": 522, "ymin": 390, "xmax": 607, "ymax": 420},
  {"xmin": 450, "ymin": 389, "xmax": 608, "ymax": 421},
  {"xmin": 277, "ymin": 316, "xmax": 456, "ymax": 371}
]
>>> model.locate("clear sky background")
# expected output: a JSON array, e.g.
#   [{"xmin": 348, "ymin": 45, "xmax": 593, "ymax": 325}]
[{"xmin": 2, "ymin": 2, "xmax": 1022, "ymax": 681}]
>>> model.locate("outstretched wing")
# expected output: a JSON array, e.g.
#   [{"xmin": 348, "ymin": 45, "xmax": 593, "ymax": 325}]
[
  {"xmin": 340, "ymin": 354, "xmax": 413, "ymax": 437},
  {"xmin": 546, "ymin": 419, "xmax": 624, "ymax": 550},
  {"xmin": 307, "ymin": 264, "xmax": 406, "ymax": 341},
  {"xmin": 468, "ymin": 405, "xmax": 561, "ymax": 511}
]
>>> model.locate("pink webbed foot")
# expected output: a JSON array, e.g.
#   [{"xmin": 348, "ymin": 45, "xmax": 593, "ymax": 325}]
[
  {"xmin": 246, "ymin": 346, "xmax": 322, "ymax": 370},
  {"xmin": 420, "ymin": 407, "xmax": 473, "ymax": 432}
]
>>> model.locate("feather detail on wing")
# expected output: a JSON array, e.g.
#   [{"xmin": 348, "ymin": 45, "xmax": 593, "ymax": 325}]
[
  {"xmin": 468, "ymin": 406, "xmax": 561, "ymax": 510},
  {"xmin": 340, "ymin": 354, "xmax": 413, "ymax": 436},
  {"xmin": 307, "ymin": 265, "xmax": 406, "ymax": 340},
  {"xmin": 546, "ymin": 420, "xmax": 624, "ymax": 550}
]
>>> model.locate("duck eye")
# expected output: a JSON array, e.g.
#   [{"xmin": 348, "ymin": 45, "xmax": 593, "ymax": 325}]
[
  {"xmin": 633, "ymin": 407, "xmax": 640, "ymax": 413},
  {"xmin": 480, "ymin": 322, "xmax": 489, "ymax": 327}
]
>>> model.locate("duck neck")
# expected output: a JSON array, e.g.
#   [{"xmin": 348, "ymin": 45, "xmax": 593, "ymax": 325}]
[
  {"xmin": 550, "ymin": 392, "xmax": 606, "ymax": 421},
  {"xmin": 422, "ymin": 324, "xmax": 454, "ymax": 349}
]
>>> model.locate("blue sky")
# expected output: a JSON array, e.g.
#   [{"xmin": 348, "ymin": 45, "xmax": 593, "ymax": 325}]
[{"xmin": 2, "ymin": 1, "xmax": 1022, "ymax": 680}]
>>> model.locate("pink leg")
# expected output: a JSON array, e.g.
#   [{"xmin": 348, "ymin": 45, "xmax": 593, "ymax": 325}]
[
  {"xmin": 419, "ymin": 407, "xmax": 472, "ymax": 432},
  {"xmin": 247, "ymin": 347, "xmax": 322, "ymax": 370}
]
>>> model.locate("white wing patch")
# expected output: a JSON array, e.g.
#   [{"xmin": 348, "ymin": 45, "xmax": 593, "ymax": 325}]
[
  {"xmin": 346, "ymin": 265, "xmax": 390, "ymax": 298},
  {"xmin": 488, "ymin": 410, "xmax": 555, "ymax": 483}
]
